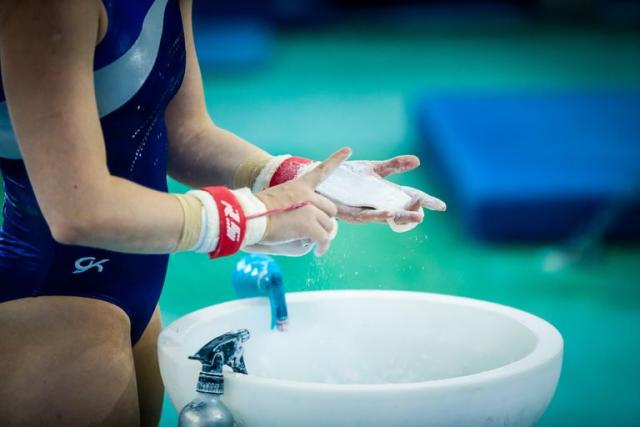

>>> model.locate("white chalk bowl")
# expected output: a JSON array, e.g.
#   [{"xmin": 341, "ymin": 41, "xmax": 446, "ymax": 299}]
[{"xmin": 158, "ymin": 290, "xmax": 563, "ymax": 427}]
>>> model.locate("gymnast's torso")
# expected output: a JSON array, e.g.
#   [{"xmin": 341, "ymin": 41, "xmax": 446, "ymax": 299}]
[{"xmin": 0, "ymin": 0, "xmax": 186, "ymax": 343}]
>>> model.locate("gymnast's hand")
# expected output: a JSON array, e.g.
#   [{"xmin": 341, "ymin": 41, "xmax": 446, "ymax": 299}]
[
  {"xmin": 251, "ymin": 148, "xmax": 350, "ymax": 256},
  {"xmin": 334, "ymin": 156, "xmax": 447, "ymax": 225}
]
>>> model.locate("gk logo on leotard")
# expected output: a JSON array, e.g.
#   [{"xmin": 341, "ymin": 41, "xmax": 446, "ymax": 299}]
[{"xmin": 73, "ymin": 257, "xmax": 110, "ymax": 274}]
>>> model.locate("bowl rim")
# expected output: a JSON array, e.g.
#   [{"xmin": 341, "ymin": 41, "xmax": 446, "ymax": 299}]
[{"xmin": 159, "ymin": 290, "xmax": 563, "ymax": 392}]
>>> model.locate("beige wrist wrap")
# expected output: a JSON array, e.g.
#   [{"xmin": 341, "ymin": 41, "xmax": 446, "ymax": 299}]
[
  {"xmin": 233, "ymin": 152, "xmax": 272, "ymax": 189},
  {"xmin": 174, "ymin": 194, "xmax": 204, "ymax": 252}
]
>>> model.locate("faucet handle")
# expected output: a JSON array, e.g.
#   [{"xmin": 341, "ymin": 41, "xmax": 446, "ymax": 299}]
[
  {"xmin": 189, "ymin": 329, "xmax": 251, "ymax": 374},
  {"xmin": 232, "ymin": 355, "xmax": 248, "ymax": 375},
  {"xmin": 189, "ymin": 329, "xmax": 251, "ymax": 395}
]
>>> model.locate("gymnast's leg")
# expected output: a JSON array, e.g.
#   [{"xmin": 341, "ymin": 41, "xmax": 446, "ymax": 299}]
[
  {"xmin": 133, "ymin": 305, "xmax": 164, "ymax": 427},
  {"xmin": 0, "ymin": 295, "xmax": 140, "ymax": 426}
]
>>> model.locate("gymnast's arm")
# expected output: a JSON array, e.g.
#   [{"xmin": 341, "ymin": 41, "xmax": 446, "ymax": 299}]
[
  {"xmin": 0, "ymin": 0, "xmax": 185, "ymax": 254},
  {"xmin": 0, "ymin": 0, "xmax": 337, "ymax": 256},
  {"xmin": 164, "ymin": 0, "xmax": 271, "ymax": 189}
]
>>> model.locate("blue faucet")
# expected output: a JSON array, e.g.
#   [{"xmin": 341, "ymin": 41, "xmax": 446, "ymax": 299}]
[{"xmin": 232, "ymin": 254, "xmax": 288, "ymax": 331}]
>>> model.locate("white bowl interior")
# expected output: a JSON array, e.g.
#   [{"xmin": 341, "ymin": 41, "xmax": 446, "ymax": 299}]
[{"xmin": 167, "ymin": 291, "xmax": 538, "ymax": 385}]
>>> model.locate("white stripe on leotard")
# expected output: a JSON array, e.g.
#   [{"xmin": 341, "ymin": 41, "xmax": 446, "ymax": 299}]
[{"xmin": 0, "ymin": 0, "xmax": 169, "ymax": 160}]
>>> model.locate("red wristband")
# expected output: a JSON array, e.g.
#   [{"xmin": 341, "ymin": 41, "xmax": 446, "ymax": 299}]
[
  {"xmin": 269, "ymin": 156, "xmax": 313, "ymax": 187},
  {"xmin": 201, "ymin": 186, "xmax": 246, "ymax": 259}
]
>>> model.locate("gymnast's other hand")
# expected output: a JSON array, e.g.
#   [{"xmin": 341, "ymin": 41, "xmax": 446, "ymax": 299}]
[
  {"xmin": 336, "ymin": 156, "xmax": 447, "ymax": 225},
  {"xmin": 253, "ymin": 147, "xmax": 350, "ymax": 256}
]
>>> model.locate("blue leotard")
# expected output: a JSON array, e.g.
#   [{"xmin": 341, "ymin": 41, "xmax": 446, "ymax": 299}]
[{"xmin": 0, "ymin": 0, "xmax": 186, "ymax": 343}]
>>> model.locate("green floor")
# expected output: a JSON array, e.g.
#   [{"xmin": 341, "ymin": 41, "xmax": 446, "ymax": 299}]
[{"xmin": 159, "ymin": 24, "xmax": 640, "ymax": 426}]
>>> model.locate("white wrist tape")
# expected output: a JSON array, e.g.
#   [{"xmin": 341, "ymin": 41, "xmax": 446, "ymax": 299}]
[{"xmin": 231, "ymin": 188, "xmax": 268, "ymax": 247}]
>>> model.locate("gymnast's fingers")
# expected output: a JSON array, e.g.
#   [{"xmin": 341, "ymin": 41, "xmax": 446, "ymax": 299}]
[
  {"xmin": 316, "ymin": 211, "xmax": 337, "ymax": 237},
  {"xmin": 401, "ymin": 186, "xmax": 446, "ymax": 211},
  {"xmin": 311, "ymin": 193, "xmax": 338, "ymax": 218},
  {"xmin": 307, "ymin": 222, "xmax": 331, "ymax": 256},
  {"xmin": 373, "ymin": 155, "xmax": 420, "ymax": 177},
  {"xmin": 404, "ymin": 195, "xmax": 422, "ymax": 211},
  {"xmin": 337, "ymin": 205, "xmax": 394, "ymax": 224},
  {"xmin": 393, "ymin": 210, "xmax": 424, "ymax": 225}
]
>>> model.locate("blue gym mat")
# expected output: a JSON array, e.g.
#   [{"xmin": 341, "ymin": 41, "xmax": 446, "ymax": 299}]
[{"xmin": 416, "ymin": 91, "xmax": 640, "ymax": 242}]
